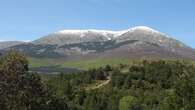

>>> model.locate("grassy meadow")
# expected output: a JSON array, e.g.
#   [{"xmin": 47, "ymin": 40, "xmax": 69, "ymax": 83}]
[{"xmin": 28, "ymin": 57, "xmax": 133, "ymax": 70}]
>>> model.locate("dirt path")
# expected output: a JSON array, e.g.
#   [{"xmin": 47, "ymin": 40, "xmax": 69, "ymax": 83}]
[{"xmin": 86, "ymin": 77, "xmax": 111, "ymax": 90}]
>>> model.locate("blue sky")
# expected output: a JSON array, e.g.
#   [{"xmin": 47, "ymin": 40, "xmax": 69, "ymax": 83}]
[{"xmin": 0, "ymin": 0, "xmax": 195, "ymax": 48}]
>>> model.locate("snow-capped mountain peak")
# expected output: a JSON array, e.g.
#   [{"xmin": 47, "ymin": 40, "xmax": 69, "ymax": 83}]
[
  {"xmin": 2, "ymin": 26, "xmax": 195, "ymax": 60},
  {"xmin": 126, "ymin": 26, "xmax": 160, "ymax": 33},
  {"xmin": 33, "ymin": 26, "xmax": 185, "ymax": 49},
  {"xmin": 131, "ymin": 26, "xmax": 156, "ymax": 31},
  {"xmin": 56, "ymin": 26, "xmax": 160, "ymax": 37}
]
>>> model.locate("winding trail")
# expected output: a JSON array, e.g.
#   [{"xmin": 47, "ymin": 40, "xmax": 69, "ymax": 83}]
[{"xmin": 86, "ymin": 77, "xmax": 111, "ymax": 90}]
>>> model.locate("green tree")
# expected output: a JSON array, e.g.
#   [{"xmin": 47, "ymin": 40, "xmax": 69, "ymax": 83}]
[
  {"xmin": 104, "ymin": 65, "xmax": 112, "ymax": 72},
  {"xmin": 0, "ymin": 51, "xmax": 68, "ymax": 110},
  {"xmin": 119, "ymin": 96, "xmax": 141, "ymax": 110}
]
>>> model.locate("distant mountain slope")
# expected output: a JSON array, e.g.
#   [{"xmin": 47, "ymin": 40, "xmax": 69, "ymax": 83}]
[
  {"xmin": 0, "ymin": 41, "xmax": 25, "ymax": 50},
  {"xmin": 1, "ymin": 26, "xmax": 195, "ymax": 61}
]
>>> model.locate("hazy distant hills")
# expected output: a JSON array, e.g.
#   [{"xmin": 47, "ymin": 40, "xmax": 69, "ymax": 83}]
[
  {"xmin": 0, "ymin": 41, "xmax": 25, "ymax": 50},
  {"xmin": 1, "ymin": 26, "xmax": 195, "ymax": 60}
]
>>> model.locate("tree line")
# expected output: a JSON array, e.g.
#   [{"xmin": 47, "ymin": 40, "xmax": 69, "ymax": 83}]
[{"xmin": 0, "ymin": 51, "xmax": 195, "ymax": 110}]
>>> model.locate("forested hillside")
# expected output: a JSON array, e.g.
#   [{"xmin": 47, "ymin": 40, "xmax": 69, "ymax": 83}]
[{"xmin": 0, "ymin": 52, "xmax": 195, "ymax": 110}]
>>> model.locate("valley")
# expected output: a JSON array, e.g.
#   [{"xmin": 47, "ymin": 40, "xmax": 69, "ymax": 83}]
[
  {"xmin": 1, "ymin": 26, "xmax": 195, "ymax": 109},
  {"xmin": 1, "ymin": 0, "xmax": 195, "ymax": 109}
]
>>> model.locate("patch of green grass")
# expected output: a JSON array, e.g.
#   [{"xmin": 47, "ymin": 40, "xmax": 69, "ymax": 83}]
[
  {"xmin": 28, "ymin": 57, "xmax": 60, "ymax": 68},
  {"xmin": 62, "ymin": 58, "xmax": 132, "ymax": 70},
  {"xmin": 192, "ymin": 61, "xmax": 195, "ymax": 66},
  {"xmin": 28, "ymin": 57, "xmax": 135, "ymax": 70},
  {"xmin": 28, "ymin": 57, "xmax": 195, "ymax": 73}
]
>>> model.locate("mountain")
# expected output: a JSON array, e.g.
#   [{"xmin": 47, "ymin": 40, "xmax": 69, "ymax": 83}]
[
  {"xmin": 0, "ymin": 41, "xmax": 25, "ymax": 50},
  {"xmin": 33, "ymin": 26, "xmax": 186, "ymax": 48},
  {"xmin": 33, "ymin": 29, "xmax": 125, "ymax": 45},
  {"xmin": 1, "ymin": 26, "xmax": 195, "ymax": 60}
]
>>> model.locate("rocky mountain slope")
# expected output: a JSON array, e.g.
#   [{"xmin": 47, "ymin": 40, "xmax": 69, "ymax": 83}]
[
  {"xmin": 1, "ymin": 26, "xmax": 195, "ymax": 60},
  {"xmin": 33, "ymin": 26, "xmax": 186, "ymax": 48}
]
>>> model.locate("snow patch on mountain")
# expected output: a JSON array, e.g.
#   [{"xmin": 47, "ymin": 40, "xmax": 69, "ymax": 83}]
[
  {"xmin": 33, "ymin": 26, "xmax": 187, "ymax": 49},
  {"xmin": 130, "ymin": 26, "xmax": 159, "ymax": 32},
  {"xmin": 56, "ymin": 26, "xmax": 162, "ymax": 38}
]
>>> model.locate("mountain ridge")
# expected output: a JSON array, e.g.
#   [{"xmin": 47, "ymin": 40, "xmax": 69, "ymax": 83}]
[
  {"xmin": 0, "ymin": 26, "xmax": 195, "ymax": 61},
  {"xmin": 33, "ymin": 26, "xmax": 183, "ymax": 46}
]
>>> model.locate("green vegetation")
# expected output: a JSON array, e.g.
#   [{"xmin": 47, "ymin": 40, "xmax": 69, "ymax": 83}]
[
  {"xmin": 28, "ymin": 57, "xmax": 60, "ymax": 68},
  {"xmin": 119, "ymin": 96, "xmax": 138, "ymax": 110},
  {"xmin": 192, "ymin": 61, "xmax": 195, "ymax": 66},
  {"xmin": 47, "ymin": 60, "xmax": 195, "ymax": 110},
  {"xmin": 29, "ymin": 57, "xmax": 132, "ymax": 70},
  {"xmin": 1, "ymin": 51, "xmax": 195, "ymax": 110},
  {"xmin": 63, "ymin": 58, "xmax": 131, "ymax": 70},
  {"xmin": 29, "ymin": 56, "xmax": 195, "ymax": 72},
  {"xmin": 0, "ymin": 52, "xmax": 68, "ymax": 110}
]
